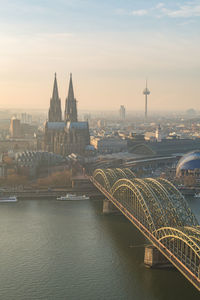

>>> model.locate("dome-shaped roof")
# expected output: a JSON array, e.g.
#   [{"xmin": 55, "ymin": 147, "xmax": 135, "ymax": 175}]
[{"xmin": 176, "ymin": 150, "xmax": 200, "ymax": 176}]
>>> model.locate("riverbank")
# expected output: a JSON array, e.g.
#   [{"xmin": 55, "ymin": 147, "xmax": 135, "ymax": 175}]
[{"xmin": 2, "ymin": 188, "xmax": 104, "ymax": 200}]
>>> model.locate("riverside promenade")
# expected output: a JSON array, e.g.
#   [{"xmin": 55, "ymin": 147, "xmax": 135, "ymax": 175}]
[{"xmin": 2, "ymin": 176, "xmax": 103, "ymax": 200}]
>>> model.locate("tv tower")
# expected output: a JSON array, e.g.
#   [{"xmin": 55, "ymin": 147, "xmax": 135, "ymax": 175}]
[{"xmin": 143, "ymin": 80, "xmax": 150, "ymax": 119}]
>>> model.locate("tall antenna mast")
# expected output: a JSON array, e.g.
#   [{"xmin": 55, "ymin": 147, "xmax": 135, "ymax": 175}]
[{"xmin": 143, "ymin": 79, "xmax": 150, "ymax": 120}]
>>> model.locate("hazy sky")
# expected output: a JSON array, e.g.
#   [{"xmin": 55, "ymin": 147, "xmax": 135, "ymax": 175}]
[{"xmin": 1, "ymin": 0, "xmax": 200, "ymax": 111}]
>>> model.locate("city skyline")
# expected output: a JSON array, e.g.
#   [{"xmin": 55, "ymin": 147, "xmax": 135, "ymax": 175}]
[{"xmin": 0, "ymin": 0, "xmax": 200, "ymax": 111}]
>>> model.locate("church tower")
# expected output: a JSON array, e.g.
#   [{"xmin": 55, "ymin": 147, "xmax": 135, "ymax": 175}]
[
  {"xmin": 48, "ymin": 73, "xmax": 62, "ymax": 122},
  {"xmin": 64, "ymin": 73, "xmax": 78, "ymax": 122}
]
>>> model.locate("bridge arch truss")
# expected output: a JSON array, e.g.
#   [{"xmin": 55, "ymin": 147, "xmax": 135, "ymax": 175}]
[
  {"xmin": 92, "ymin": 167, "xmax": 200, "ymax": 289},
  {"xmin": 154, "ymin": 226, "xmax": 200, "ymax": 277}
]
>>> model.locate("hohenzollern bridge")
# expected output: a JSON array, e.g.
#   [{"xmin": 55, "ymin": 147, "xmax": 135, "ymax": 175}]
[{"xmin": 90, "ymin": 168, "xmax": 200, "ymax": 291}]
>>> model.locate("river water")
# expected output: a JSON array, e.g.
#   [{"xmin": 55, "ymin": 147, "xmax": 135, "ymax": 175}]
[{"xmin": 0, "ymin": 198, "xmax": 199, "ymax": 300}]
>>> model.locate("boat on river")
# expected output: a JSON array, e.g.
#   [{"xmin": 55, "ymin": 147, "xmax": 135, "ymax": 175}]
[
  {"xmin": 0, "ymin": 196, "xmax": 17, "ymax": 202},
  {"xmin": 57, "ymin": 193, "xmax": 90, "ymax": 201}
]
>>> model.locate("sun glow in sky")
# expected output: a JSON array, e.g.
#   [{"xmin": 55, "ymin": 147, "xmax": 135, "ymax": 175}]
[{"xmin": 1, "ymin": 0, "xmax": 200, "ymax": 111}]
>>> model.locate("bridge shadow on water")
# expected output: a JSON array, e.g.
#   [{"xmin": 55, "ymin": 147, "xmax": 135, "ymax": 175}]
[{"xmin": 90, "ymin": 199, "xmax": 200, "ymax": 300}]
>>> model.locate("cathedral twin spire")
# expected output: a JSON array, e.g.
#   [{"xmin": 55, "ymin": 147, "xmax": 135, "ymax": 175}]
[
  {"xmin": 48, "ymin": 73, "xmax": 77, "ymax": 123},
  {"xmin": 48, "ymin": 73, "xmax": 62, "ymax": 122},
  {"xmin": 64, "ymin": 73, "xmax": 77, "ymax": 122}
]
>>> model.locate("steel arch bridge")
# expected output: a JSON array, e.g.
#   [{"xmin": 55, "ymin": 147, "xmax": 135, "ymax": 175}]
[{"xmin": 91, "ymin": 168, "xmax": 200, "ymax": 291}]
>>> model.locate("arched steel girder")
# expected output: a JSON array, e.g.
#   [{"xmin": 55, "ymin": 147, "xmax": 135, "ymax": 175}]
[
  {"xmin": 112, "ymin": 168, "xmax": 136, "ymax": 181},
  {"xmin": 144, "ymin": 178, "xmax": 198, "ymax": 227},
  {"xmin": 93, "ymin": 168, "xmax": 198, "ymax": 229},
  {"xmin": 108, "ymin": 168, "xmax": 126, "ymax": 182},
  {"xmin": 93, "ymin": 168, "xmax": 136, "ymax": 192},
  {"xmin": 185, "ymin": 226, "xmax": 200, "ymax": 238},
  {"xmin": 109, "ymin": 177, "xmax": 193, "ymax": 231},
  {"xmin": 143, "ymin": 178, "xmax": 182, "ymax": 227},
  {"xmin": 105, "ymin": 169, "xmax": 118, "ymax": 187},
  {"xmin": 157, "ymin": 178, "xmax": 198, "ymax": 226},
  {"xmin": 115, "ymin": 168, "xmax": 130, "ymax": 179},
  {"xmin": 93, "ymin": 169, "xmax": 111, "ymax": 191},
  {"xmin": 93, "ymin": 167, "xmax": 200, "ymax": 282},
  {"xmin": 123, "ymin": 168, "xmax": 136, "ymax": 178},
  {"xmin": 154, "ymin": 227, "xmax": 200, "ymax": 261},
  {"xmin": 184, "ymin": 227, "xmax": 200, "ymax": 245},
  {"xmin": 99, "ymin": 168, "xmax": 132, "ymax": 189},
  {"xmin": 110, "ymin": 178, "xmax": 156, "ymax": 232},
  {"xmin": 132, "ymin": 178, "xmax": 171, "ymax": 229}
]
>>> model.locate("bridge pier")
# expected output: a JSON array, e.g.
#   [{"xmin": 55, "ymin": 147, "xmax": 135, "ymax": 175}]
[
  {"xmin": 144, "ymin": 245, "xmax": 173, "ymax": 268},
  {"xmin": 103, "ymin": 199, "xmax": 120, "ymax": 214}
]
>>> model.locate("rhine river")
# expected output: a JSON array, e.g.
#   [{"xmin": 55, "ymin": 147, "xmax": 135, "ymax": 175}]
[{"xmin": 0, "ymin": 198, "xmax": 199, "ymax": 299}]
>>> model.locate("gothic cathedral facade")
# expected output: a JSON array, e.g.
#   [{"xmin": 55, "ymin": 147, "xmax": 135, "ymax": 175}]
[{"xmin": 44, "ymin": 74, "xmax": 90, "ymax": 156}]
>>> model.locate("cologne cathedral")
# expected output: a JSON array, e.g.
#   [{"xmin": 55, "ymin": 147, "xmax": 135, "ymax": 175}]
[{"xmin": 44, "ymin": 73, "xmax": 90, "ymax": 156}]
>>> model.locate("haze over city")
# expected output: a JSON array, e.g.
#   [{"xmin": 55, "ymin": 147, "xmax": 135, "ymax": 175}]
[
  {"xmin": 2, "ymin": 0, "xmax": 200, "ymax": 298},
  {"xmin": 1, "ymin": 0, "xmax": 200, "ymax": 111}
]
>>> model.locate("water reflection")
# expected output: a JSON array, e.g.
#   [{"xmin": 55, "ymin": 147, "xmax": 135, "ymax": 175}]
[{"xmin": 0, "ymin": 199, "xmax": 199, "ymax": 299}]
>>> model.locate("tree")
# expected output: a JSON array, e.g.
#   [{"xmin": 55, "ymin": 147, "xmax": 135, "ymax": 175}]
[
  {"xmin": 3, "ymin": 156, "xmax": 13, "ymax": 165},
  {"xmin": 184, "ymin": 175, "xmax": 196, "ymax": 187},
  {"xmin": 36, "ymin": 170, "xmax": 71, "ymax": 188},
  {"xmin": 5, "ymin": 174, "xmax": 28, "ymax": 186}
]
